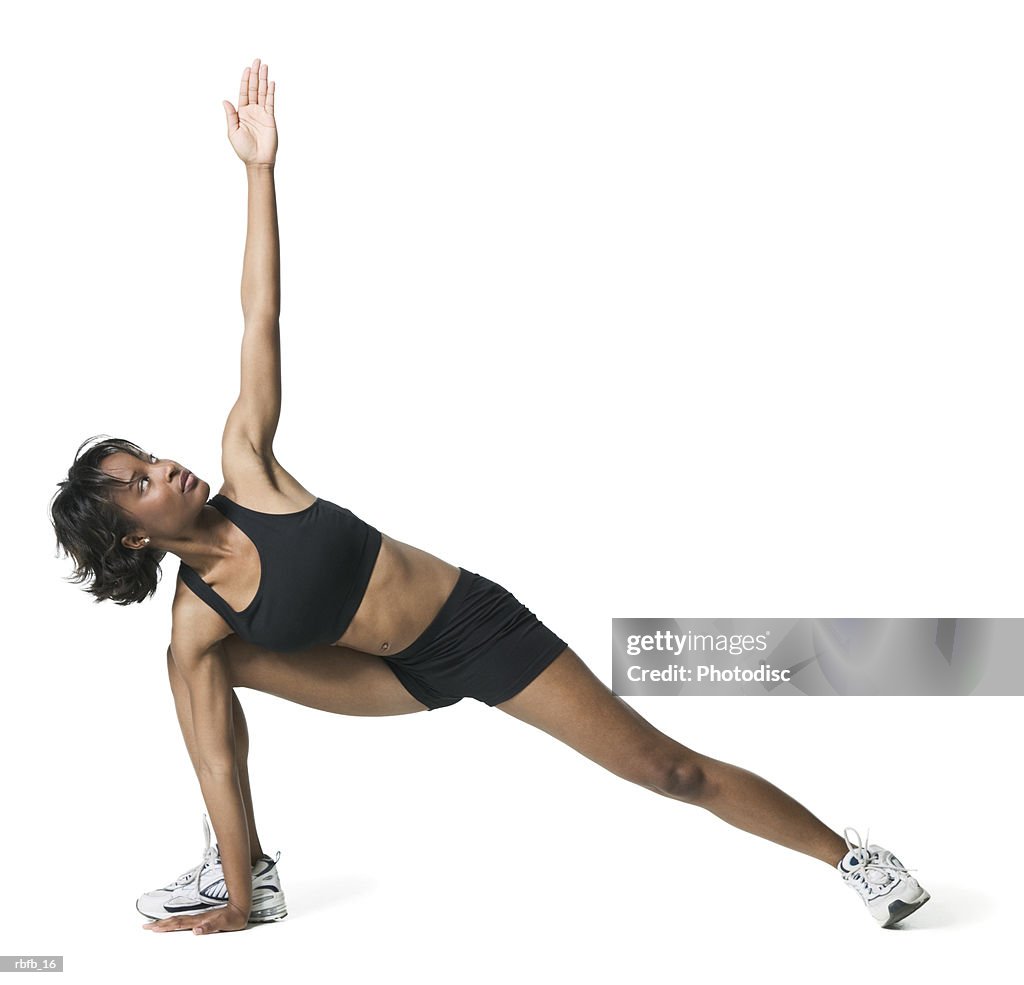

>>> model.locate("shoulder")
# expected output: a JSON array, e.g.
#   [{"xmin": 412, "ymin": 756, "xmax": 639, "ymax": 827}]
[
  {"xmin": 219, "ymin": 440, "xmax": 317, "ymax": 514},
  {"xmin": 171, "ymin": 573, "xmax": 231, "ymax": 662}
]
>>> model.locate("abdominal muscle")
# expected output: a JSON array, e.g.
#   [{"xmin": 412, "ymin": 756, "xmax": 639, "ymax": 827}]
[{"xmin": 331, "ymin": 532, "xmax": 461, "ymax": 657}]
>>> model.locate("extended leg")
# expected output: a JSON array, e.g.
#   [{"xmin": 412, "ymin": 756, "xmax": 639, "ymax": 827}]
[
  {"xmin": 165, "ymin": 645, "xmax": 264, "ymax": 863},
  {"xmin": 496, "ymin": 647, "xmax": 848, "ymax": 867}
]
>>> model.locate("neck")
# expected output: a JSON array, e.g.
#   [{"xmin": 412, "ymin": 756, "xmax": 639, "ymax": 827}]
[{"xmin": 160, "ymin": 503, "xmax": 239, "ymax": 575}]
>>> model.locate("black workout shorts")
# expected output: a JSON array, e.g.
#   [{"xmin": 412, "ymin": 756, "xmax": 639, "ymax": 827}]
[{"xmin": 380, "ymin": 567, "xmax": 569, "ymax": 710}]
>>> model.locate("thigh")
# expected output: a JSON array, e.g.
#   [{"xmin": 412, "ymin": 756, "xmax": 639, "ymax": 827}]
[
  {"xmin": 221, "ymin": 635, "xmax": 430, "ymax": 716},
  {"xmin": 495, "ymin": 647, "xmax": 695, "ymax": 791}
]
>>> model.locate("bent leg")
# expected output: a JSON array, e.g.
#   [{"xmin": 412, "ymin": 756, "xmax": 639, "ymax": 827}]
[
  {"xmin": 496, "ymin": 647, "xmax": 848, "ymax": 867},
  {"xmin": 218, "ymin": 636, "xmax": 430, "ymax": 716}
]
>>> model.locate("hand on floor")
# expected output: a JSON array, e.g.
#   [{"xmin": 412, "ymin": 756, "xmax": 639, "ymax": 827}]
[{"xmin": 142, "ymin": 902, "xmax": 249, "ymax": 935}]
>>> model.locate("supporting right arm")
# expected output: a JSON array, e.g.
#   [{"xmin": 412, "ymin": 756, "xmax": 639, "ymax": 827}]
[{"xmin": 165, "ymin": 633, "xmax": 253, "ymax": 928}]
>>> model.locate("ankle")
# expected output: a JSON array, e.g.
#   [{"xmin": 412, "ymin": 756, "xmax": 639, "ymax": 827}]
[{"xmin": 823, "ymin": 835, "xmax": 850, "ymax": 867}]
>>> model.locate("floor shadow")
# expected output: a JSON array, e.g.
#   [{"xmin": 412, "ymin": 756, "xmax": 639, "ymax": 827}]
[
  {"xmin": 271, "ymin": 872, "xmax": 379, "ymax": 920},
  {"xmin": 883, "ymin": 883, "xmax": 991, "ymax": 930}
]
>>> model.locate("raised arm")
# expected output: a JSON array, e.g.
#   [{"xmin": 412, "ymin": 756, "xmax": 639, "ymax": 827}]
[{"xmin": 221, "ymin": 58, "xmax": 281, "ymax": 460}]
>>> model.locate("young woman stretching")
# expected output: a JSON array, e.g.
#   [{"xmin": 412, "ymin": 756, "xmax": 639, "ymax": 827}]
[{"xmin": 49, "ymin": 58, "xmax": 929, "ymax": 935}]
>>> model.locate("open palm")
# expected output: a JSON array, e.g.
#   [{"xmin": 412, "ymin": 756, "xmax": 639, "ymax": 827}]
[{"xmin": 222, "ymin": 58, "xmax": 278, "ymax": 166}]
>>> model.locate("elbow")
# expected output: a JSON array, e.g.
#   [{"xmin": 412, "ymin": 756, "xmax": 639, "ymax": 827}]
[{"xmin": 242, "ymin": 299, "xmax": 280, "ymax": 322}]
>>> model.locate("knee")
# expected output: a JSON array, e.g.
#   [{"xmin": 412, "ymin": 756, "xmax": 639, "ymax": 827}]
[{"xmin": 655, "ymin": 754, "xmax": 709, "ymax": 803}]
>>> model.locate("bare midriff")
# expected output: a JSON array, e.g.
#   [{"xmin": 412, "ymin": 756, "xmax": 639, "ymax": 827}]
[{"xmin": 331, "ymin": 532, "xmax": 461, "ymax": 657}]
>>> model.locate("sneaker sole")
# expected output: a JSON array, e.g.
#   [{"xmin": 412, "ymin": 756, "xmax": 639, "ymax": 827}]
[
  {"xmin": 882, "ymin": 890, "xmax": 931, "ymax": 928},
  {"xmin": 198, "ymin": 885, "xmax": 288, "ymax": 923},
  {"xmin": 249, "ymin": 897, "xmax": 288, "ymax": 922},
  {"xmin": 136, "ymin": 898, "xmax": 288, "ymax": 923}
]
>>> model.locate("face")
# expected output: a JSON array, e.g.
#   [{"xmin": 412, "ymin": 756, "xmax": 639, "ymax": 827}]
[{"xmin": 100, "ymin": 451, "xmax": 208, "ymax": 550}]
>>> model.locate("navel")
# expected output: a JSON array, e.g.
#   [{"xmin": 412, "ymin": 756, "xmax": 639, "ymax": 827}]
[{"xmin": 379, "ymin": 641, "xmax": 391, "ymax": 652}]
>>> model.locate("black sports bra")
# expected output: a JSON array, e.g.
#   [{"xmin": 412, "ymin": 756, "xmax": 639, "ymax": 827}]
[{"xmin": 178, "ymin": 493, "xmax": 382, "ymax": 652}]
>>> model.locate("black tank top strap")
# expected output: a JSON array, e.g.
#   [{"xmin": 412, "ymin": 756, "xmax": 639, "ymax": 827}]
[
  {"xmin": 207, "ymin": 493, "xmax": 266, "ymax": 533},
  {"xmin": 177, "ymin": 559, "xmax": 241, "ymax": 629},
  {"xmin": 176, "ymin": 495, "xmax": 262, "ymax": 630}
]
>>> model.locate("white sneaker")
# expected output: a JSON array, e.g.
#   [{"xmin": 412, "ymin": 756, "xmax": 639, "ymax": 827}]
[
  {"xmin": 136, "ymin": 814, "xmax": 288, "ymax": 923},
  {"xmin": 837, "ymin": 827, "xmax": 930, "ymax": 928}
]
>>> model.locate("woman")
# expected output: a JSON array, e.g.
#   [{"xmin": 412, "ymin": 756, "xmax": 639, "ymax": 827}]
[{"xmin": 49, "ymin": 58, "xmax": 929, "ymax": 935}]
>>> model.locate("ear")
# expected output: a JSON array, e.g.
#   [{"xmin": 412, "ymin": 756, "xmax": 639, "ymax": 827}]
[{"xmin": 121, "ymin": 533, "xmax": 149, "ymax": 551}]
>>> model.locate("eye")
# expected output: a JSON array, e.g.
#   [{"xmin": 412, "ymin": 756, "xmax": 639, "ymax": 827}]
[{"xmin": 138, "ymin": 454, "xmax": 158, "ymax": 491}]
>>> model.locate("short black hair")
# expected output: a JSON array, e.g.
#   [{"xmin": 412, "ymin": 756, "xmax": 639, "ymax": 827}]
[{"xmin": 49, "ymin": 435, "xmax": 167, "ymax": 605}]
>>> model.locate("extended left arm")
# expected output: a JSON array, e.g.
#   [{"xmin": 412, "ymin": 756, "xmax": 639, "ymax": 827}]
[
  {"xmin": 227, "ymin": 164, "xmax": 282, "ymax": 455},
  {"xmin": 222, "ymin": 58, "xmax": 281, "ymax": 458},
  {"xmin": 241, "ymin": 164, "xmax": 280, "ymax": 317}
]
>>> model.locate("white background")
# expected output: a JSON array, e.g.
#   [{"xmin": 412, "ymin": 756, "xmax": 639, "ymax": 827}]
[{"xmin": 4, "ymin": 1, "xmax": 1021, "ymax": 981}]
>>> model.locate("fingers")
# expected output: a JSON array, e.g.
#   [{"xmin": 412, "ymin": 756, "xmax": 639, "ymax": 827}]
[
  {"xmin": 223, "ymin": 100, "xmax": 239, "ymax": 132},
  {"xmin": 142, "ymin": 913, "xmax": 211, "ymax": 929},
  {"xmin": 142, "ymin": 907, "xmax": 245, "ymax": 935},
  {"xmin": 238, "ymin": 64, "xmax": 251, "ymax": 107},
  {"xmin": 141, "ymin": 915, "xmax": 204, "ymax": 933},
  {"xmin": 248, "ymin": 58, "xmax": 260, "ymax": 106},
  {"xmin": 142, "ymin": 916, "xmax": 181, "ymax": 932},
  {"xmin": 257, "ymin": 62, "xmax": 268, "ymax": 107},
  {"xmin": 236, "ymin": 58, "xmax": 273, "ymax": 114}
]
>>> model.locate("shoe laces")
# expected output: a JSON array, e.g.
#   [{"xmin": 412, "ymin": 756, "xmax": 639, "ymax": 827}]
[
  {"xmin": 843, "ymin": 826, "xmax": 918, "ymax": 886},
  {"xmin": 175, "ymin": 813, "xmax": 219, "ymax": 894}
]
